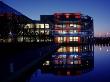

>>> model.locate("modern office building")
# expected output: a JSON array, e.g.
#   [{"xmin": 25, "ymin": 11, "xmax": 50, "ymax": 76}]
[
  {"xmin": 0, "ymin": 1, "xmax": 94, "ymax": 44},
  {"xmin": 40, "ymin": 13, "xmax": 94, "ymax": 44}
]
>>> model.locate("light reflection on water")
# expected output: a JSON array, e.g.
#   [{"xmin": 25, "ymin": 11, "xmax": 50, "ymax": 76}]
[{"xmin": 27, "ymin": 45, "xmax": 110, "ymax": 82}]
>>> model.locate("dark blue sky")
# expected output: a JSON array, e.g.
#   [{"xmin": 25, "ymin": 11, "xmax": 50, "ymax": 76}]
[{"xmin": 2, "ymin": 0, "xmax": 110, "ymax": 34}]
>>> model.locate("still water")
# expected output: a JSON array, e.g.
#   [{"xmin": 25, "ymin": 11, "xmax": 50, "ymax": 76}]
[{"xmin": 27, "ymin": 45, "xmax": 110, "ymax": 82}]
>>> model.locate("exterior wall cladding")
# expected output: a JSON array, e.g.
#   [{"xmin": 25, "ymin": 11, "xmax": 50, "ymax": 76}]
[{"xmin": 40, "ymin": 13, "xmax": 94, "ymax": 44}]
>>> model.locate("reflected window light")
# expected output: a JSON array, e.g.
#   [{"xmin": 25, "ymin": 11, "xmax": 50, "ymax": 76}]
[
  {"xmin": 10, "ymin": 63, "xmax": 14, "ymax": 73},
  {"xmin": 70, "ymin": 62, "xmax": 73, "ymax": 64},
  {"xmin": 85, "ymin": 22, "xmax": 88, "ymax": 26},
  {"xmin": 40, "ymin": 30, "xmax": 44, "ymax": 34},
  {"xmin": 74, "ymin": 55, "xmax": 77, "ymax": 58},
  {"xmin": 17, "ymin": 37, "xmax": 23, "ymax": 42},
  {"xmin": 43, "ymin": 61, "xmax": 50, "ymax": 66},
  {"xmin": 99, "ymin": 47, "xmax": 102, "ymax": 51},
  {"xmin": 85, "ymin": 47, "xmax": 87, "ymax": 50},
  {"xmin": 67, "ymin": 71, "xmax": 71, "ymax": 75},
  {"xmin": 107, "ymin": 49, "xmax": 109, "ymax": 52},
  {"xmin": 63, "ymin": 55, "xmax": 66, "ymax": 58},
  {"xmin": 79, "ymin": 60, "xmax": 81, "ymax": 64},
  {"xmin": 74, "ymin": 60, "xmax": 78, "ymax": 64}
]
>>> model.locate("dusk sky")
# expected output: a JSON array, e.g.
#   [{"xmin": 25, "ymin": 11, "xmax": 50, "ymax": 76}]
[{"xmin": 2, "ymin": 0, "xmax": 110, "ymax": 35}]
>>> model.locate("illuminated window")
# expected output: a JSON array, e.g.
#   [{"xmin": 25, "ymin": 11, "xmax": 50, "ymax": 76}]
[
  {"xmin": 43, "ymin": 61, "xmax": 50, "ymax": 66},
  {"xmin": 77, "ymin": 25, "xmax": 81, "ymax": 28},
  {"xmin": 74, "ymin": 30, "xmax": 77, "ymax": 33},
  {"xmin": 70, "ymin": 24, "xmax": 74, "ymax": 27},
  {"xmin": 57, "ymin": 47, "xmax": 67, "ymax": 52},
  {"xmin": 70, "ymin": 47, "xmax": 73, "ymax": 52},
  {"xmin": 74, "ymin": 60, "xmax": 78, "ymax": 64},
  {"xmin": 57, "ymin": 24, "xmax": 62, "ymax": 28},
  {"xmin": 63, "ymin": 24, "xmax": 66, "ymax": 28},
  {"xmin": 45, "ymin": 24, "xmax": 49, "ymax": 28},
  {"xmin": 57, "ymin": 47, "xmax": 63, "ymax": 52},
  {"xmin": 69, "ymin": 37, "xmax": 73, "ymax": 41},
  {"xmin": 40, "ymin": 24, "xmax": 44, "ymax": 28},
  {"xmin": 74, "ymin": 24, "xmax": 77, "ymax": 28},
  {"xmin": 64, "ymin": 37, "xmax": 66, "ymax": 42},
  {"xmin": 63, "ymin": 31, "xmax": 66, "ymax": 34},
  {"xmin": 74, "ymin": 47, "xmax": 78, "ymax": 52},
  {"xmin": 36, "ymin": 24, "xmax": 40, "ymax": 28},
  {"xmin": 66, "ymin": 15, "xmax": 69, "ymax": 18},
  {"xmin": 58, "ymin": 30, "xmax": 62, "ymax": 34},
  {"xmin": 73, "ymin": 37, "xmax": 78, "ymax": 41},
  {"xmin": 75, "ymin": 15, "xmax": 80, "ymax": 18},
  {"xmin": 25, "ymin": 24, "xmax": 33, "ymax": 28},
  {"xmin": 69, "ymin": 30, "xmax": 73, "ymax": 34},
  {"xmin": 57, "ymin": 37, "xmax": 63, "ymax": 43}
]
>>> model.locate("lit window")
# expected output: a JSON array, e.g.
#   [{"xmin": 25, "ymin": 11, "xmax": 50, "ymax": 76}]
[
  {"xmin": 63, "ymin": 31, "xmax": 66, "ymax": 34},
  {"xmin": 39, "ymin": 24, "xmax": 44, "ymax": 28},
  {"xmin": 64, "ymin": 37, "xmax": 66, "ymax": 42},
  {"xmin": 57, "ymin": 24, "xmax": 62, "ymax": 28},
  {"xmin": 58, "ymin": 30, "xmax": 62, "ymax": 34},
  {"xmin": 74, "ymin": 24, "xmax": 77, "ymax": 28},
  {"xmin": 70, "ymin": 47, "xmax": 73, "ymax": 52},
  {"xmin": 70, "ymin": 37, "xmax": 73, "ymax": 41},
  {"xmin": 25, "ymin": 24, "xmax": 33, "ymax": 28},
  {"xmin": 57, "ymin": 47, "xmax": 63, "ymax": 52},
  {"xmin": 63, "ymin": 24, "xmax": 66, "ymax": 28},
  {"xmin": 43, "ymin": 61, "xmax": 50, "ymax": 66},
  {"xmin": 74, "ymin": 30, "xmax": 77, "ymax": 33},
  {"xmin": 73, "ymin": 37, "xmax": 78, "ymax": 41},
  {"xmin": 74, "ymin": 47, "xmax": 78, "ymax": 52},
  {"xmin": 45, "ymin": 24, "xmax": 49, "ymax": 28},
  {"xmin": 70, "ymin": 24, "xmax": 74, "ymax": 27},
  {"xmin": 57, "ymin": 37, "xmax": 63, "ymax": 43},
  {"xmin": 70, "ymin": 62, "xmax": 73, "ymax": 64},
  {"xmin": 69, "ymin": 30, "xmax": 73, "ymax": 34},
  {"xmin": 77, "ymin": 25, "xmax": 81, "ymax": 28},
  {"xmin": 66, "ymin": 15, "xmax": 69, "ymax": 18},
  {"xmin": 36, "ymin": 24, "xmax": 40, "ymax": 28}
]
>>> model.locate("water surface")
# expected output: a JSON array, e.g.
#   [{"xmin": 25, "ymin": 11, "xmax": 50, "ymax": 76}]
[{"xmin": 27, "ymin": 45, "xmax": 110, "ymax": 82}]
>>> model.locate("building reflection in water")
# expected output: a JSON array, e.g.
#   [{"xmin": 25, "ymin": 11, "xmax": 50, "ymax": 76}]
[{"xmin": 41, "ymin": 44, "xmax": 94, "ymax": 76}]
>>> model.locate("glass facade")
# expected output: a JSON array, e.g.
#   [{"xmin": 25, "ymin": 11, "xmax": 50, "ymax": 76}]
[{"xmin": 53, "ymin": 13, "xmax": 94, "ymax": 44}]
